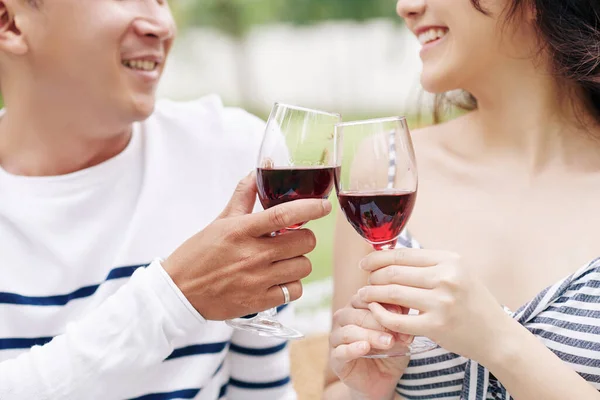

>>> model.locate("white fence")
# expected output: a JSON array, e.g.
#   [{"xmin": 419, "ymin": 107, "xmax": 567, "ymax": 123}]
[{"xmin": 158, "ymin": 20, "xmax": 429, "ymax": 115}]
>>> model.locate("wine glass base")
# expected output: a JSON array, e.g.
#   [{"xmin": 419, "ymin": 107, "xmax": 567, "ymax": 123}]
[
  {"xmin": 362, "ymin": 336, "xmax": 437, "ymax": 359},
  {"xmin": 226, "ymin": 315, "xmax": 305, "ymax": 340}
]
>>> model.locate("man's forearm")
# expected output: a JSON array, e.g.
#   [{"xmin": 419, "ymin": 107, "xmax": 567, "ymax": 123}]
[{"xmin": 0, "ymin": 260, "xmax": 204, "ymax": 399}]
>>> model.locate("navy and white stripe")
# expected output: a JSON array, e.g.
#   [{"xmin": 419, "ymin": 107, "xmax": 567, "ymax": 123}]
[
  {"xmin": 0, "ymin": 261, "xmax": 293, "ymax": 399},
  {"xmin": 395, "ymin": 231, "xmax": 600, "ymax": 399},
  {"xmin": 0, "ymin": 263, "xmax": 149, "ymax": 307}
]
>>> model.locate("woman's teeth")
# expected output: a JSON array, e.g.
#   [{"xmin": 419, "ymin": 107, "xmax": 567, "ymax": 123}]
[
  {"xmin": 418, "ymin": 29, "xmax": 448, "ymax": 45},
  {"xmin": 122, "ymin": 60, "xmax": 158, "ymax": 71}
]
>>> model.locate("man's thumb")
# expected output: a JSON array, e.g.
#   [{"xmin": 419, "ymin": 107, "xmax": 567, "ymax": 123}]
[{"xmin": 219, "ymin": 171, "xmax": 258, "ymax": 218}]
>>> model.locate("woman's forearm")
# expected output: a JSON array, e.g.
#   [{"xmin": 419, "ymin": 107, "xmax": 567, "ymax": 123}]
[
  {"xmin": 485, "ymin": 318, "xmax": 600, "ymax": 400},
  {"xmin": 322, "ymin": 381, "xmax": 359, "ymax": 400},
  {"xmin": 323, "ymin": 381, "xmax": 397, "ymax": 400}
]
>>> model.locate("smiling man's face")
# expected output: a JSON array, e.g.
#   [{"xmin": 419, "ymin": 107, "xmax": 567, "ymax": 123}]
[{"xmin": 4, "ymin": 0, "xmax": 176, "ymax": 125}]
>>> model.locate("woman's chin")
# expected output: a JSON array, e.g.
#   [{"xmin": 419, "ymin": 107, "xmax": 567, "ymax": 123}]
[{"xmin": 420, "ymin": 69, "xmax": 460, "ymax": 94}]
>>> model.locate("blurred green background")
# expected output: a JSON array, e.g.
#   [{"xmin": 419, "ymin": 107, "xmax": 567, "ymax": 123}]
[{"xmin": 174, "ymin": 0, "xmax": 399, "ymax": 33}]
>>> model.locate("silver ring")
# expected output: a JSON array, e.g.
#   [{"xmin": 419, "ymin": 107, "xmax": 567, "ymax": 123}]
[{"xmin": 279, "ymin": 284, "xmax": 290, "ymax": 305}]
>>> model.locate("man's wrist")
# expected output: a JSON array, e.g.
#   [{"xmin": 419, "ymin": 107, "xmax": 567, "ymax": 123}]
[{"xmin": 152, "ymin": 259, "xmax": 207, "ymax": 327}]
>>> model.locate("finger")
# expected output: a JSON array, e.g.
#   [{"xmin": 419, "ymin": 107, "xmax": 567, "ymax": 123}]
[
  {"xmin": 265, "ymin": 256, "xmax": 312, "ymax": 286},
  {"xmin": 332, "ymin": 303, "xmax": 415, "ymax": 344},
  {"xmin": 369, "ymin": 302, "xmax": 422, "ymax": 336},
  {"xmin": 382, "ymin": 303, "xmax": 410, "ymax": 315},
  {"xmin": 330, "ymin": 325, "xmax": 395, "ymax": 350},
  {"xmin": 332, "ymin": 305, "xmax": 387, "ymax": 332},
  {"xmin": 369, "ymin": 265, "xmax": 436, "ymax": 289},
  {"xmin": 359, "ymin": 285, "xmax": 431, "ymax": 311},
  {"xmin": 331, "ymin": 341, "xmax": 371, "ymax": 364},
  {"xmin": 219, "ymin": 172, "xmax": 258, "ymax": 218},
  {"xmin": 350, "ymin": 294, "xmax": 370, "ymax": 310},
  {"xmin": 360, "ymin": 248, "xmax": 457, "ymax": 272},
  {"xmin": 265, "ymin": 280, "xmax": 303, "ymax": 307},
  {"xmin": 353, "ymin": 294, "xmax": 408, "ymax": 314},
  {"xmin": 262, "ymin": 229, "xmax": 317, "ymax": 261},
  {"xmin": 246, "ymin": 199, "xmax": 332, "ymax": 237},
  {"xmin": 380, "ymin": 304, "xmax": 413, "ymax": 343}
]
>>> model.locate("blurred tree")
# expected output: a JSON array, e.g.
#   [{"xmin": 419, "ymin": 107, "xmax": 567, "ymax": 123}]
[
  {"xmin": 279, "ymin": 0, "xmax": 397, "ymax": 24},
  {"xmin": 180, "ymin": 0, "xmax": 284, "ymax": 105},
  {"xmin": 182, "ymin": 0, "xmax": 397, "ymax": 31}
]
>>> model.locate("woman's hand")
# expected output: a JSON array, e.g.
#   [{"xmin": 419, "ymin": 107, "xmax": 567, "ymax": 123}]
[
  {"xmin": 359, "ymin": 248, "xmax": 513, "ymax": 363},
  {"xmin": 329, "ymin": 294, "xmax": 411, "ymax": 400}
]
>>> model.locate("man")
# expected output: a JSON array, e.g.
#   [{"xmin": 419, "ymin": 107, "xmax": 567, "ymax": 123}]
[{"xmin": 0, "ymin": 0, "xmax": 330, "ymax": 399}]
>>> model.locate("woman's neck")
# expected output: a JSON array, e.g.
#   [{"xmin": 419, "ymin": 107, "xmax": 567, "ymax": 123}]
[{"xmin": 460, "ymin": 60, "xmax": 600, "ymax": 174}]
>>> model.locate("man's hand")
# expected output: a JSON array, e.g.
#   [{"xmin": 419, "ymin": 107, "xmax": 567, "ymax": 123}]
[{"xmin": 163, "ymin": 173, "xmax": 332, "ymax": 320}]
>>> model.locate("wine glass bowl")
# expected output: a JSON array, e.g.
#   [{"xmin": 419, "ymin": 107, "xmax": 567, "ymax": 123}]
[
  {"xmin": 226, "ymin": 103, "xmax": 341, "ymax": 339},
  {"xmin": 334, "ymin": 116, "xmax": 437, "ymax": 357},
  {"xmin": 256, "ymin": 103, "xmax": 341, "ymax": 231},
  {"xmin": 334, "ymin": 117, "xmax": 418, "ymax": 249}
]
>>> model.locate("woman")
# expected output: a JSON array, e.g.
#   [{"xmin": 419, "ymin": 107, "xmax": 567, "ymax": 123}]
[{"xmin": 324, "ymin": 0, "xmax": 600, "ymax": 399}]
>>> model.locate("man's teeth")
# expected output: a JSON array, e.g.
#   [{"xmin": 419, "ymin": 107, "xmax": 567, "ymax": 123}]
[
  {"xmin": 122, "ymin": 60, "xmax": 158, "ymax": 71},
  {"xmin": 418, "ymin": 29, "xmax": 448, "ymax": 45}
]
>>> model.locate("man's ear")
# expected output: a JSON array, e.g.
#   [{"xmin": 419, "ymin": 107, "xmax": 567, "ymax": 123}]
[{"xmin": 0, "ymin": 1, "xmax": 28, "ymax": 56}]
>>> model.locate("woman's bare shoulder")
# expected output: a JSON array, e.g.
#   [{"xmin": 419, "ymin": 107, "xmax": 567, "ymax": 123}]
[{"xmin": 410, "ymin": 115, "xmax": 468, "ymax": 165}]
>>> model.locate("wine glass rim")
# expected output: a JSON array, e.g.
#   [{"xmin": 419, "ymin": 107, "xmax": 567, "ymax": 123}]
[
  {"xmin": 273, "ymin": 102, "xmax": 341, "ymax": 118},
  {"xmin": 335, "ymin": 116, "xmax": 406, "ymax": 127}
]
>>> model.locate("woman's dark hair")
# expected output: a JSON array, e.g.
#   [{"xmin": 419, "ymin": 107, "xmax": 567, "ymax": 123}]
[{"xmin": 434, "ymin": 0, "xmax": 600, "ymax": 124}]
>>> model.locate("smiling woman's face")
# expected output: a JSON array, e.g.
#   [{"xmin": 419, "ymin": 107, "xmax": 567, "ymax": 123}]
[{"xmin": 396, "ymin": 0, "xmax": 538, "ymax": 94}]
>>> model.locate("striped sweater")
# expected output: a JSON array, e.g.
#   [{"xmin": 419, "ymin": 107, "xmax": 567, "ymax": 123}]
[{"xmin": 0, "ymin": 96, "xmax": 296, "ymax": 400}]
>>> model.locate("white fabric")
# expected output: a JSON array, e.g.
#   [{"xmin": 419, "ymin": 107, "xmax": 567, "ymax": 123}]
[{"xmin": 0, "ymin": 95, "xmax": 296, "ymax": 400}]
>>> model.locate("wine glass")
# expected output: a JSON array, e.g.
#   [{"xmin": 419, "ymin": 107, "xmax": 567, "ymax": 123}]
[
  {"xmin": 226, "ymin": 103, "xmax": 341, "ymax": 339},
  {"xmin": 334, "ymin": 116, "xmax": 437, "ymax": 357}
]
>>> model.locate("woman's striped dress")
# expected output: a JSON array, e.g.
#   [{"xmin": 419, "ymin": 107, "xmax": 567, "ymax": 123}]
[{"xmin": 395, "ymin": 232, "xmax": 600, "ymax": 400}]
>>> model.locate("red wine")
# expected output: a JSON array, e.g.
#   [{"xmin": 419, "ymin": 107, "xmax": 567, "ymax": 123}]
[
  {"xmin": 337, "ymin": 190, "xmax": 416, "ymax": 250},
  {"xmin": 257, "ymin": 167, "xmax": 338, "ymax": 228}
]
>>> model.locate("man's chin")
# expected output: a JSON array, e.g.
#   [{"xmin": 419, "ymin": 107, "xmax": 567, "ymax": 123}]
[{"xmin": 130, "ymin": 95, "xmax": 157, "ymax": 121}]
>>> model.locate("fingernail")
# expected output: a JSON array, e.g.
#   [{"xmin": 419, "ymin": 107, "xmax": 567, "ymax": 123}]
[
  {"xmin": 359, "ymin": 259, "xmax": 367, "ymax": 270},
  {"xmin": 322, "ymin": 199, "xmax": 332, "ymax": 213},
  {"xmin": 399, "ymin": 334, "xmax": 414, "ymax": 344},
  {"xmin": 358, "ymin": 288, "xmax": 367, "ymax": 299},
  {"xmin": 379, "ymin": 335, "xmax": 392, "ymax": 346},
  {"xmin": 355, "ymin": 342, "xmax": 368, "ymax": 351}
]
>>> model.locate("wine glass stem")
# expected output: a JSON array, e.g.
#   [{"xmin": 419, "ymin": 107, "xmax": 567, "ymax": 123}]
[
  {"xmin": 373, "ymin": 240, "xmax": 397, "ymax": 251},
  {"xmin": 264, "ymin": 308, "xmax": 277, "ymax": 317}
]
